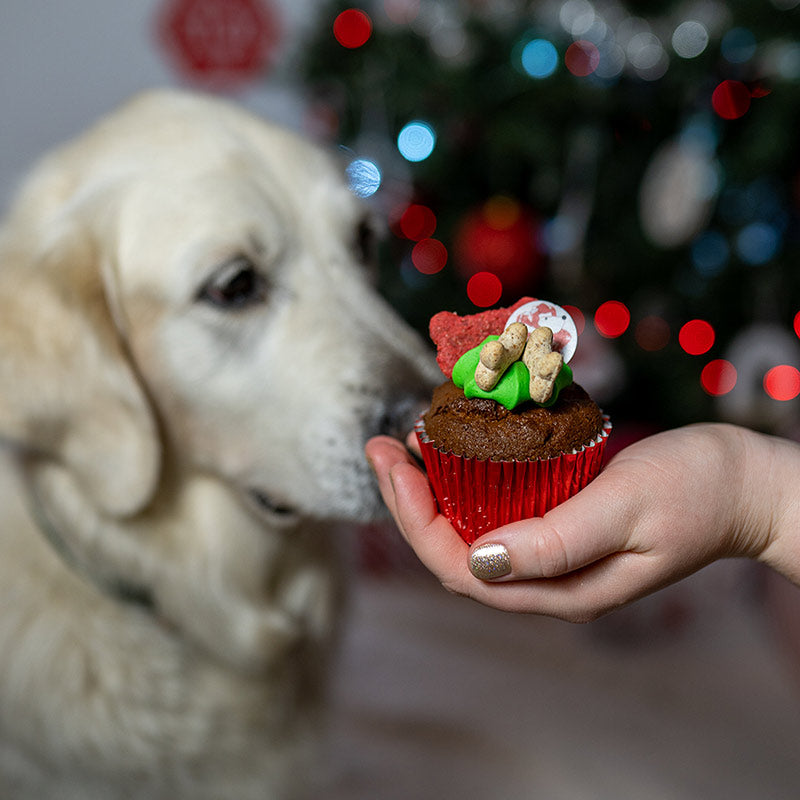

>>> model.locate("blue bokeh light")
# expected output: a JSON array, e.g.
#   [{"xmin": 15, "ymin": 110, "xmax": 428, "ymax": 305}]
[
  {"xmin": 691, "ymin": 230, "xmax": 729, "ymax": 277},
  {"xmin": 736, "ymin": 222, "xmax": 780, "ymax": 265},
  {"xmin": 397, "ymin": 121, "xmax": 436, "ymax": 162},
  {"xmin": 721, "ymin": 27, "xmax": 757, "ymax": 64},
  {"xmin": 346, "ymin": 158, "xmax": 382, "ymax": 197},
  {"xmin": 521, "ymin": 38, "xmax": 558, "ymax": 78}
]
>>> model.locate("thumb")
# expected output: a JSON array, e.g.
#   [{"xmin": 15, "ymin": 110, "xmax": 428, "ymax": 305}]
[{"xmin": 469, "ymin": 467, "xmax": 637, "ymax": 581}]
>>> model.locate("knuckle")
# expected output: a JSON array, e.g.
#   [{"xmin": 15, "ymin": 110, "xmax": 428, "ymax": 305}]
[{"xmin": 531, "ymin": 524, "xmax": 571, "ymax": 578}]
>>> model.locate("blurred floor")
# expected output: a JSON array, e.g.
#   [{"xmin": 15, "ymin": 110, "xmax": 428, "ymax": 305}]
[{"xmin": 322, "ymin": 539, "xmax": 800, "ymax": 799}]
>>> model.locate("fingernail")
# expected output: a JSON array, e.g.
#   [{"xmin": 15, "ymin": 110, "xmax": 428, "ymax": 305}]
[{"xmin": 469, "ymin": 543, "xmax": 511, "ymax": 581}]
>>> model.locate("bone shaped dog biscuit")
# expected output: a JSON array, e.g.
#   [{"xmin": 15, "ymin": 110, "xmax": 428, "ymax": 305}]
[
  {"xmin": 474, "ymin": 322, "xmax": 528, "ymax": 391},
  {"xmin": 522, "ymin": 326, "xmax": 563, "ymax": 403}
]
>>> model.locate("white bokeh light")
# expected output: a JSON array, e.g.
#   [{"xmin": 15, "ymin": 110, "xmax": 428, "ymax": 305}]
[{"xmin": 672, "ymin": 20, "xmax": 709, "ymax": 58}]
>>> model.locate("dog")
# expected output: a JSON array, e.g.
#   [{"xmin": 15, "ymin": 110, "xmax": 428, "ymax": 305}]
[{"xmin": 0, "ymin": 89, "xmax": 439, "ymax": 799}]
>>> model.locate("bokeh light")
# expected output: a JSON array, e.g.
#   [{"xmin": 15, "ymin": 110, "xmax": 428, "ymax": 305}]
[
  {"xmin": 701, "ymin": 360, "xmax": 737, "ymax": 396},
  {"xmin": 594, "ymin": 301, "xmax": 630, "ymax": 338},
  {"xmin": 484, "ymin": 195, "xmax": 520, "ymax": 229},
  {"xmin": 345, "ymin": 158, "xmax": 381, "ymax": 197},
  {"xmin": 764, "ymin": 365, "xmax": 800, "ymax": 401},
  {"xmin": 679, "ymin": 319, "xmax": 715, "ymax": 355},
  {"xmin": 542, "ymin": 215, "xmax": 579, "ymax": 255},
  {"xmin": 559, "ymin": 0, "xmax": 595, "ymax": 36},
  {"xmin": 627, "ymin": 32, "xmax": 668, "ymax": 80},
  {"xmin": 383, "ymin": 0, "xmax": 419, "ymax": 26},
  {"xmin": 794, "ymin": 310, "xmax": 800, "ymax": 339},
  {"xmin": 399, "ymin": 203, "xmax": 437, "ymax": 240},
  {"xmin": 521, "ymin": 38, "xmax": 558, "ymax": 78},
  {"xmin": 736, "ymin": 222, "xmax": 781, "ymax": 265},
  {"xmin": 712, "ymin": 80, "xmax": 751, "ymax": 119},
  {"xmin": 672, "ymin": 21, "xmax": 709, "ymax": 59},
  {"xmin": 397, "ymin": 121, "xmax": 436, "ymax": 162},
  {"xmin": 721, "ymin": 27, "xmax": 757, "ymax": 64},
  {"xmin": 563, "ymin": 304, "xmax": 585, "ymax": 335},
  {"xmin": 333, "ymin": 9, "xmax": 373, "ymax": 49},
  {"xmin": 565, "ymin": 40, "xmax": 600, "ymax": 77},
  {"xmin": 593, "ymin": 41, "xmax": 626, "ymax": 80},
  {"xmin": 411, "ymin": 238, "xmax": 447, "ymax": 274},
  {"xmin": 467, "ymin": 272, "xmax": 503, "ymax": 307},
  {"xmin": 635, "ymin": 315, "xmax": 671, "ymax": 351},
  {"xmin": 691, "ymin": 230, "xmax": 729, "ymax": 277}
]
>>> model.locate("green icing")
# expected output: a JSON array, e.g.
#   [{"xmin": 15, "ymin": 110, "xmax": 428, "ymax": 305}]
[{"xmin": 452, "ymin": 335, "xmax": 573, "ymax": 410}]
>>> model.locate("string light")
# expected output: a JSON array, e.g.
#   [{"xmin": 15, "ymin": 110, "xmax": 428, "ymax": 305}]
[
  {"xmin": 701, "ymin": 360, "xmax": 737, "ymax": 396},
  {"xmin": 672, "ymin": 21, "xmax": 709, "ymax": 59},
  {"xmin": 691, "ymin": 230, "xmax": 729, "ymax": 277},
  {"xmin": 635, "ymin": 315, "xmax": 671, "ymax": 351},
  {"xmin": 594, "ymin": 301, "xmax": 630, "ymax": 338},
  {"xmin": 764, "ymin": 365, "xmax": 800, "ymax": 401},
  {"xmin": 520, "ymin": 38, "xmax": 559, "ymax": 79},
  {"xmin": 736, "ymin": 222, "xmax": 780, "ymax": 265},
  {"xmin": 411, "ymin": 238, "xmax": 447, "ymax": 274},
  {"xmin": 399, "ymin": 204, "xmax": 437, "ymax": 240},
  {"xmin": 333, "ymin": 9, "xmax": 372, "ymax": 49},
  {"xmin": 679, "ymin": 319, "xmax": 715, "ymax": 355},
  {"xmin": 397, "ymin": 121, "xmax": 436, "ymax": 162},
  {"xmin": 563, "ymin": 305, "xmax": 585, "ymax": 335},
  {"xmin": 712, "ymin": 80, "xmax": 751, "ymax": 119},
  {"xmin": 345, "ymin": 158, "xmax": 381, "ymax": 197},
  {"xmin": 721, "ymin": 28, "xmax": 757, "ymax": 64},
  {"xmin": 467, "ymin": 272, "xmax": 502, "ymax": 307},
  {"xmin": 565, "ymin": 40, "xmax": 599, "ymax": 77}
]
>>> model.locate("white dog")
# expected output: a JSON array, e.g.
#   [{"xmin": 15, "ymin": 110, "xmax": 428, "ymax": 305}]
[{"xmin": 0, "ymin": 90, "xmax": 438, "ymax": 799}]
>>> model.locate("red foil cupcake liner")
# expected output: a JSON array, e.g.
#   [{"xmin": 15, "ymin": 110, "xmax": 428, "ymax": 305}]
[{"xmin": 414, "ymin": 415, "xmax": 612, "ymax": 545}]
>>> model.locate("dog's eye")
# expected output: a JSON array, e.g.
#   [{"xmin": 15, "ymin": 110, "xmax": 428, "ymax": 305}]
[{"xmin": 199, "ymin": 257, "xmax": 267, "ymax": 309}]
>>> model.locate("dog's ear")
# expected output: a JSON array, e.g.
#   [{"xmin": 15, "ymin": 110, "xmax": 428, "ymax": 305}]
[{"xmin": 0, "ymin": 218, "xmax": 161, "ymax": 517}]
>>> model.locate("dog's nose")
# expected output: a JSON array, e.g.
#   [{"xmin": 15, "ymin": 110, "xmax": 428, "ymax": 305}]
[{"xmin": 376, "ymin": 392, "xmax": 429, "ymax": 441}]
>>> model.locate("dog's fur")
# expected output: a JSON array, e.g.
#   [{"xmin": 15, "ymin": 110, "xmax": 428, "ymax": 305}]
[{"xmin": 0, "ymin": 90, "xmax": 438, "ymax": 799}]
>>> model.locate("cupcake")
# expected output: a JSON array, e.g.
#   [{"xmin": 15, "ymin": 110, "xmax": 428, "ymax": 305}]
[{"xmin": 415, "ymin": 297, "xmax": 611, "ymax": 544}]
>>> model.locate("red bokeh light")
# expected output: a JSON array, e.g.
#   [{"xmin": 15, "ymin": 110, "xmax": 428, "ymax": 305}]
[
  {"xmin": 635, "ymin": 315, "xmax": 671, "ymax": 352},
  {"xmin": 679, "ymin": 319, "xmax": 715, "ymax": 355},
  {"xmin": 467, "ymin": 272, "xmax": 503, "ymax": 308},
  {"xmin": 399, "ymin": 204, "xmax": 437, "ymax": 241},
  {"xmin": 701, "ymin": 360, "xmax": 737, "ymax": 396},
  {"xmin": 333, "ymin": 8, "xmax": 372, "ymax": 48},
  {"xmin": 594, "ymin": 301, "xmax": 630, "ymax": 338},
  {"xmin": 711, "ymin": 80, "xmax": 751, "ymax": 120},
  {"xmin": 764, "ymin": 365, "xmax": 800, "ymax": 401},
  {"xmin": 453, "ymin": 198, "xmax": 543, "ymax": 295},
  {"xmin": 563, "ymin": 304, "xmax": 585, "ymax": 335},
  {"xmin": 793, "ymin": 310, "xmax": 800, "ymax": 339},
  {"xmin": 411, "ymin": 238, "xmax": 447, "ymax": 274},
  {"xmin": 565, "ymin": 41, "xmax": 600, "ymax": 77}
]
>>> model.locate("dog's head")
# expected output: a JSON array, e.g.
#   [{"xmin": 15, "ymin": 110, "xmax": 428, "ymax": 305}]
[{"xmin": 0, "ymin": 90, "xmax": 439, "ymax": 528}]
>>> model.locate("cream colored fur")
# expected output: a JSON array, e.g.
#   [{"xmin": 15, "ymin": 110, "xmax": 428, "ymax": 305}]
[{"xmin": 0, "ymin": 90, "xmax": 438, "ymax": 799}]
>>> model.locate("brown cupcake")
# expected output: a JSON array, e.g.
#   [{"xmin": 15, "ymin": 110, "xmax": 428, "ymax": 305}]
[{"xmin": 416, "ymin": 298, "xmax": 611, "ymax": 544}]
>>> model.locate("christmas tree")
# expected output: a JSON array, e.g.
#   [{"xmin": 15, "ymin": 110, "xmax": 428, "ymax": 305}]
[{"xmin": 299, "ymin": 0, "xmax": 800, "ymax": 433}]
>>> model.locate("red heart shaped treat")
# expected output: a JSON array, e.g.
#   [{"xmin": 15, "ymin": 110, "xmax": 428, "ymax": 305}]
[{"xmin": 429, "ymin": 297, "xmax": 534, "ymax": 378}]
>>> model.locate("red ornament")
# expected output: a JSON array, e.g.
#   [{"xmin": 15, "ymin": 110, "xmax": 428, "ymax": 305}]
[
  {"xmin": 453, "ymin": 196, "xmax": 543, "ymax": 296},
  {"xmin": 157, "ymin": 0, "xmax": 282, "ymax": 89}
]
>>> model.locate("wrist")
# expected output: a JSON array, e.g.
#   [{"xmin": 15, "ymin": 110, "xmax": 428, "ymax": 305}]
[{"xmin": 739, "ymin": 428, "xmax": 800, "ymax": 582}]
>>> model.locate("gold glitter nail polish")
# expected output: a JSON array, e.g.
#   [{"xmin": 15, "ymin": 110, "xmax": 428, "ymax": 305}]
[{"xmin": 469, "ymin": 543, "xmax": 511, "ymax": 580}]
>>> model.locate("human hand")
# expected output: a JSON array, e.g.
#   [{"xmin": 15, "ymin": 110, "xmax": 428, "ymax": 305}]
[{"xmin": 365, "ymin": 424, "xmax": 800, "ymax": 621}]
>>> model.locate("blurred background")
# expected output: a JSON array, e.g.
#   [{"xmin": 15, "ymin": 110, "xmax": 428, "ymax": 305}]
[
  {"xmin": 3, "ymin": 0, "xmax": 800, "ymax": 441},
  {"xmin": 3, "ymin": 1, "xmax": 800, "ymax": 797}
]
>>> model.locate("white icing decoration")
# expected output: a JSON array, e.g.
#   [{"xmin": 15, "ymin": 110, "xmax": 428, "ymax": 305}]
[{"xmin": 506, "ymin": 299, "xmax": 578, "ymax": 363}]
